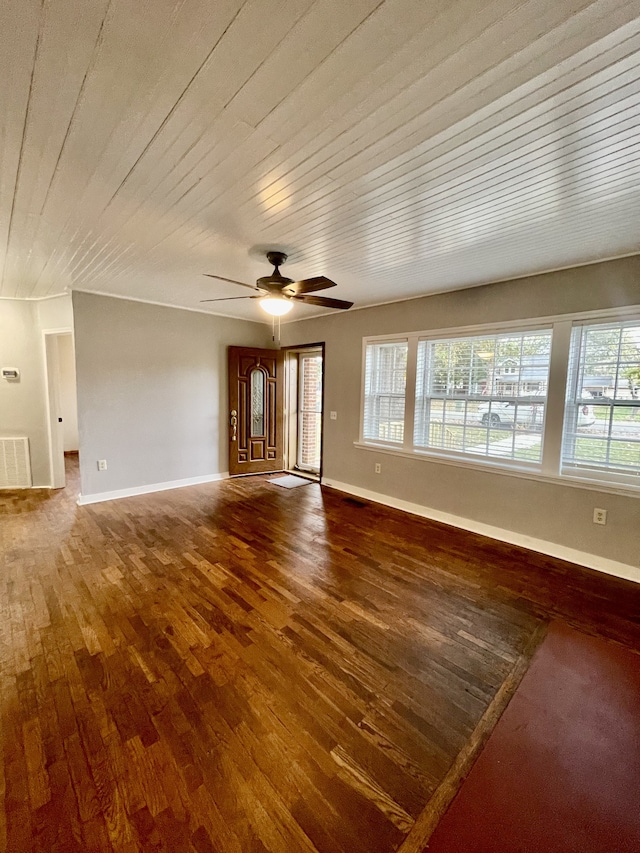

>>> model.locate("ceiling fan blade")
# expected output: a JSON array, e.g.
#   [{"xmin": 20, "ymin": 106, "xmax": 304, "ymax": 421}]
[
  {"xmin": 284, "ymin": 276, "xmax": 337, "ymax": 295},
  {"xmin": 291, "ymin": 294, "xmax": 353, "ymax": 309},
  {"xmin": 203, "ymin": 274, "xmax": 258, "ymax": 291},
  {"xmin": 200, "ymin": 295, "xmax": 261, "ymax": 303}
]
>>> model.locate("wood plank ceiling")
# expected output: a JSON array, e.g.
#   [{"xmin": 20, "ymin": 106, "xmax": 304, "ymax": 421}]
[{"xmin": 1, "ymin": 0, "xmax": 640, "ymax": 320}]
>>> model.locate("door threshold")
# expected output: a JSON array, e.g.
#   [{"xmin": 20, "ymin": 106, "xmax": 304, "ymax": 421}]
[{"xmin": 286, "ymin": 469, "xmax": 320, "ymax": 483}]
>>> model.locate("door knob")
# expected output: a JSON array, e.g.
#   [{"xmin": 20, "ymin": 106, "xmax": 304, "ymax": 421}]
[{"xmin": 230, "ymin": 409, "xmax": 237, "ymax": 441}]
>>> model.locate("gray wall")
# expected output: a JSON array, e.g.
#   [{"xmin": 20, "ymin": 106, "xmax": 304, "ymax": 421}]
[
  {"xmin": 0, "ymin": 300, "xmax": 50, "ymax": 486},
  {"xmin": 281, "ymin": 257, "xmax": 640, "ymax": 568},
  {"xmin": 73, "ymin": 292, "xmax": 273, "ymax": 497}
]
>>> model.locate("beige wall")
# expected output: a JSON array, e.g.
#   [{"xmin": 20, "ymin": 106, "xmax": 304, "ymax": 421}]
[
  {"xmin": 73, "ymin": 293, "xmax": 273, "ymax": 498},
  {"xmin": 0, "ymin": 300, "xmax": 50, "ymax": 485},
  {"xmin": 37, "ymin": 295, "xmax": 74, "ymax": 331},
  {"xmin": 281, "ymin": 257, "xmax": 640, "ymax": 570},
  {"xmin": 0, "ymin": 295, "xmax": 75, "ymax": 487}
]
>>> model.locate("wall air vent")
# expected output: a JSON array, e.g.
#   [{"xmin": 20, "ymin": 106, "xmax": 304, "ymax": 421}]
[{"xmin": 0, "ymin": 438, "xmax": 32, "ymax": 488}]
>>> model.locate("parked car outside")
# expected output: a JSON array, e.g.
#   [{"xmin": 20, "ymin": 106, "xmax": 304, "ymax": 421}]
[{"xmin": 478, "ymin": 397, "xmax": 595, "ymax": 428}]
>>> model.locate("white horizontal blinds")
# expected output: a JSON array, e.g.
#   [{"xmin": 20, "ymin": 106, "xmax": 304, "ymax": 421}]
[
  {"xmin": 562, "ymin": 321, "xmax": 640, "ymax": 480},
  {"xmin": 363, "ymin": 341, "xmax": 408, "ymax": 444},
  {"xmin": 414, "ymin": 329, "xmax": 552, "ymax": 463}
]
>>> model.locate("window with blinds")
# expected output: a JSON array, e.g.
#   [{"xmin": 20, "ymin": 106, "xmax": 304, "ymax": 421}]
[
  {"xmin": 414, "ymin": 329, "xmax": 552, "ymax": 463},
  {"xmin": 360, "ymin": 317, "xmax": 639, "ymax": 490},
  {"xmin": 363, "ymin": 341, "xmax": 408, "ymax": 444},
  {"xmin": 562, "ymin": 320, "xmax": 640, "ymax": 483}
]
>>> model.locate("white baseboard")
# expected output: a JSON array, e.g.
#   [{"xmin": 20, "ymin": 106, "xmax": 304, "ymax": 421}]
[
  {"xmin": 78, "ymin": 472, "xmax": 229, "ymax": 505},
  {"xmin": 322, "ymin": 478, "xmax": 640, "ymax": 586}
]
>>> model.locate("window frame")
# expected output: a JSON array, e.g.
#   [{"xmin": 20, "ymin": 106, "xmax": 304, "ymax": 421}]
[
  {"xmin": 560, "ymin": 319, "xmax": 640, "ymax": 489},
  {"xmin": 358, "ymin": 308, "xmax": 640, "ymax": 495},
  {"xmin": 361, "ymin": 337, "xmax": 412, "ymax": 447},
  {"xmin": 412, "ymin": 328, "xmax": 554, "ymax": 467}
]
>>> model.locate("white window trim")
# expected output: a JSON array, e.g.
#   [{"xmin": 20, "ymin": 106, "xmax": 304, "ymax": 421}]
[
  {"xmin": 402, "ymin": 336, "xmax": 418, "ymax": 452},
  {"xmin": 358, "ymin": 306, "xmax": 640, "ymax": 496},
  {"xmin": 540, "ymin": 319, "xmax": 571, "ymax": 478},
  {"xmin": 360, "ymin": 336, "xmax": 409, "ymax": 448}
]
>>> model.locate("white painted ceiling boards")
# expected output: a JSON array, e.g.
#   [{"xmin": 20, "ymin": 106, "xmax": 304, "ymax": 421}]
[{"xmin": 1, "ymin": 0, "xmax": 640, "ymax": 321}]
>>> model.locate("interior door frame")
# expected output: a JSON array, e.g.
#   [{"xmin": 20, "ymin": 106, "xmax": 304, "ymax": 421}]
[
  {"xmin": 42, "ymin": 327, "xmax": 74, "ymax": 489},
  {"xmin": 281, "ymin": 342, "xmax": 326, "ymax": 482}
]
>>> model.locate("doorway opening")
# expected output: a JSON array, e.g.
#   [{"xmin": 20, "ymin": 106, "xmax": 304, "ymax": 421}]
[
  {"xmin": 43, "ymin": 330, "xmax": 79, "ymax": 489},
  {"xmin": 284, "ymin": 344, "xmax": 324, "ymax": 482}
]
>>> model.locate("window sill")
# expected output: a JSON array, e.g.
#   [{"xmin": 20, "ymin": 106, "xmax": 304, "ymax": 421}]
[{"xmin": 354, "ymin": 441, "xmax": 640, "ymax": 498}]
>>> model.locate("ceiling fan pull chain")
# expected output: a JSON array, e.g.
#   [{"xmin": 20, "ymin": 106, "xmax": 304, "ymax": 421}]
[{"xmin": 271, "ymin": 314, "xmax": 281, "ymax": 345}]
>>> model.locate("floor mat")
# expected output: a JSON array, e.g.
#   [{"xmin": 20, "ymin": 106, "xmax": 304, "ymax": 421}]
[
  {"xmin": 425, "ymin": 621, "xmax": 640, "ymax": 853},
  {"xmin": 268, "ymin": 474, "xmax": 314, "ymax": 488}
]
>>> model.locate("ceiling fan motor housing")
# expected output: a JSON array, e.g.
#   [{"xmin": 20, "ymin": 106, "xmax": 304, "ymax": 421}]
[
  {"xmin": 258, "ymin": 251, "xmax": 293, "ymax": 292},
  {"xmin": 256, "ymin": 275, "xmax": 294, "ymax": 293}
]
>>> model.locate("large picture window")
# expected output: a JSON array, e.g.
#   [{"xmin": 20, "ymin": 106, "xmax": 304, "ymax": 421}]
[
  {"xmin": 414, "ymin": 330, "xmax": 552, "ymax": 464},
  {"xmin": 562, "ymin": 320, "xmax": 640, "ymax": 483},
  {"xmin": 359, "ymin": 312, "xmax": 640, "ymax": 492}
]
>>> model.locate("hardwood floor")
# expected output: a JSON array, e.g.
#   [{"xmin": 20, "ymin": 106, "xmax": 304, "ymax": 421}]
[{"xmin": 1, "ymin": 457, "xmax": 639, "ymax": 853}]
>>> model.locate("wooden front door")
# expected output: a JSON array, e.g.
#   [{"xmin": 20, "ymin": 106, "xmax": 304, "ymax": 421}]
[{"xmin": 228, "ymin": 346, "xmax": 284, "ymax": 476}]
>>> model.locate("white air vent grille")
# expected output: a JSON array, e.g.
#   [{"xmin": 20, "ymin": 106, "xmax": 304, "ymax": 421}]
[{"xmin": 0, "ymin": 438, "xmax": 32, "ymax": 488}]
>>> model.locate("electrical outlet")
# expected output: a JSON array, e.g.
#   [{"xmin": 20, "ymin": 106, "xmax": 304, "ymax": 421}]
[
  {"xmin": 330, "ymin": 411, "xmax": 337, "ymax": 420},
  {"xmin": 375, "ymin": 462, "xmax": 381, "ymax": 474},
  {"xmin": 593, "ymin": 507, "xmax": 607, "ymax": 525},
  {"xmin": 97, "ymin": 459, "xmax": 108, "ymax": 471}
]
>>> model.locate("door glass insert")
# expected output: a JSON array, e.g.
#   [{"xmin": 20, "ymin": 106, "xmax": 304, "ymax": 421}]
[
  {"xmin": 250, "ymin": 368, "xmax": 265, "ymax": 437},
  {"xmin": 298, "ymin": 354, "xmax": 323, "ymax": 471}
]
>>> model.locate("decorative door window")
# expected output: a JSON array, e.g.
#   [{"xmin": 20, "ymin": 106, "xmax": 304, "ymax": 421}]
[{"xmin": 250, "ymin": 368, "xmax": 265, "ymax": 437}]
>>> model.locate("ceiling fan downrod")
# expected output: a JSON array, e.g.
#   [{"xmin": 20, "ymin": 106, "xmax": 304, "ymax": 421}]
[{"xmin": 265, "ymin": 250, "xmax": 288, "ymax": 271}]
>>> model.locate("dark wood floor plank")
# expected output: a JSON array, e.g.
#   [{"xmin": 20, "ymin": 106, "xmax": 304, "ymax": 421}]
[{"xmin": 2, "ymin": 455, "xmax": 640, "ymax": 852}]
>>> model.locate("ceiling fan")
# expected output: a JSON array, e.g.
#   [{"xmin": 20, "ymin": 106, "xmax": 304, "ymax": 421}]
[{"xmin": 201, "ymin": 251, "xmax": 353, "ymax": 316}]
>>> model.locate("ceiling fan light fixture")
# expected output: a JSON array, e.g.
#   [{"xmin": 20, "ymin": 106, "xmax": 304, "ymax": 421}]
[{"xmin": 260, "ymin": 295, "xmax": 293, "ymax": 316}]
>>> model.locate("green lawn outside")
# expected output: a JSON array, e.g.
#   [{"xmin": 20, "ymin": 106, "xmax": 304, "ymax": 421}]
[
  {"xmin": 386, "ymin": 401, "xmax": 640, "ymax": 468},
  {"xmin": 593, "ymin": 405, "xmax": 639, "ymax": 422},
  {"xmin": 574, "ymin": 437, "xmax": 640, "ymax": 468},
  {"xmin": 425, "ymin": 423, "xmax": 542, "ymax": 462}
]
